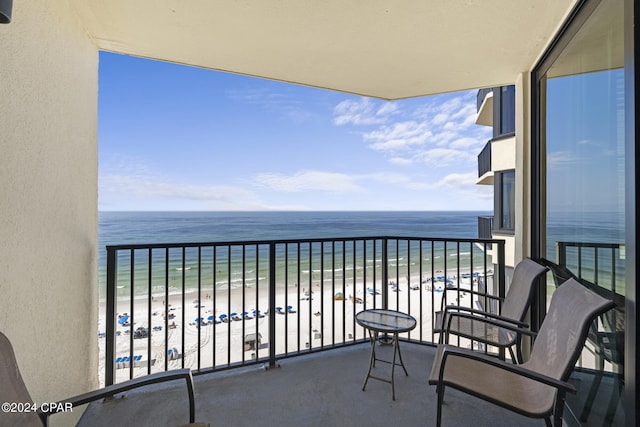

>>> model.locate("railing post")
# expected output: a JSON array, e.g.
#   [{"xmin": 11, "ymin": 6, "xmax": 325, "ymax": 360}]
[
  {"xmin": 268, "ymin": 243, "xmax": 277, "ymax": 368},
  {"xmin": 496, "ymin": 241, "xmax": 506, "ymax": 360},
  {"xmin": 382, "ymin": 238, "xmax": 388, "ymax": 310},
  {"xmin": 557, "ymin": 241, "xmax": 566, "ymax": 266},
  {"xmin": 496, "ymin": 240, "xmax": 506, "ymax": 300},
  {"xmin": 105, "ymin": 246, "xmax": 117, "ymax": 386}
]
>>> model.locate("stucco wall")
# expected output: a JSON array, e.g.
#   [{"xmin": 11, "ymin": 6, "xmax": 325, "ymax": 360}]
[
  {"xmin": 491, "ymin": 136, "xmax": 516, "ymax": 172},
  {"xmin": 0, "ymin": 1, "xmax": 98, "ymax": 425},
  {"xmin": 514, "ymin": 72, "xmax": 531, "ymax": 263}
]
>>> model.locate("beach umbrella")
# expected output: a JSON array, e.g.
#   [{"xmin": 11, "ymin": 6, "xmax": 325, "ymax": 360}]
[
  {"xmin": 230, "ymin": 312, "xmax": 238, "ymax": 317},
  {"xmin": 219, "ymin": 314, "xmax": 227, "ymax": 320},
  {"xmin": 118, "ymin": 315, "xmax": 129, "ymax": 325},
  {"xmin": 275, "ymin": 307, "xmax": 283, "ymax": 312},
  {"xmin": 287, "ymin": 305, "xmax": 293, "ymax": 311},
  {"xmin": 207, "ymin": 315, "xmax": 214, "ymax": 321}
]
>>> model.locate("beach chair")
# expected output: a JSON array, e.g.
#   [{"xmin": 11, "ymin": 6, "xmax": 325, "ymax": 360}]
[
  {"xmin": 429, "ymin": 278, "xmax": 616, "ymax": 427},
  {"xmin": 433, "ymin": 258, "xmax": 548, "ymax": 363},
  {"xmin": 0, "ymin": 331, "xmax": 197, "ymax": 426},
  {"xmin": 539, "ymin": 258, "xmax": 625, "ymax": 424}
]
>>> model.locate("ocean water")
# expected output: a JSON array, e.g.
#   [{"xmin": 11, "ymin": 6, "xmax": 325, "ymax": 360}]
[
  {"xmin": 98, "ymin": 211, "xmax": 626, "ymax": 297},
  {"xmin": 98, "ymin": 211, "xmax": 492, "ymax": 298},
  {"xmin": 98, "ymin": 211, "xmax": 487, "ymax": 248},
  {"xmin": 546, "ymin": 210, "xmax": 625, "ymax": 292}
]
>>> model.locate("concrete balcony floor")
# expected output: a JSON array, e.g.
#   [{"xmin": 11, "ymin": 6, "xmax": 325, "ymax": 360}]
[{"xmin": 79, "ymin": 343, "xmax": 544, "ymax": 427}]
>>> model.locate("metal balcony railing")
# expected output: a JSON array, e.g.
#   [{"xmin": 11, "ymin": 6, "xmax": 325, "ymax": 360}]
[
  {"xmin": 103, "ymin": 236, "xmax": 505, "ymax": 386},
  {"xmin": 478, "ymin": 140, "xmax": 492, "ymax": 178},
  {"xmin": 556, "ymin": 241, "xmax": 625, "ymax": 296},
  {"xmin": 477, "ymin": 87, "xmax": 493, "ymax": 112},
  {"xmin": 478, "ymin": 216, "xmax": 494, "ymax": 240}
]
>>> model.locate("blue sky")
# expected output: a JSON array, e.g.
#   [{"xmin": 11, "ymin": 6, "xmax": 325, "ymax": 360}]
[{"xmin": 98, "ymin": 52, "xmax": 493, "ymax": 211}]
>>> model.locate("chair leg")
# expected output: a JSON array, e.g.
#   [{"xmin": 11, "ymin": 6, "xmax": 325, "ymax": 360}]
[
  {"xmin": 579, "ymin": 352, "xmax": 604, "ymax": 422},
  {"xmin": 553, "ymin": 392, "xmax": 566, "ymax": 427},
  {"xmin": 436, "ymin": 384, "xmax": 446, "ymax": 427},
  {"xmin": 437, "ymin": 313, "xmax": 446, "ymax": 344},
  {"xmin": 604, "ymin": 372, "xmax": 623, "ymax": 425},
  {"xmin": 515, "ymin": 335, "xmax": 524, "ymax": 364},
  {"xmin": 508, "ymin": 346, "xmax": 517, "ymax": 364}
]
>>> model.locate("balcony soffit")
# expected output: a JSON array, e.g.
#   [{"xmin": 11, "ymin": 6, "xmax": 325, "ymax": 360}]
[
  {"xmin": 476, "ymin": 171, "xmax": 494, "ymax": 186},
  {"xmin": 475, "ymin": 91, "xmax": 493, "ymax": 126},
  {"xmin": 68, "ymin": 0, "xmax": 577, "ymax": 100}
]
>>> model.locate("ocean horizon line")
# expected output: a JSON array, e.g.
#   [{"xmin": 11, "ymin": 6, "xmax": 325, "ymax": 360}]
[{"xmin": 99, "ymin": 209, "xmax": 493, "ymax": 213}]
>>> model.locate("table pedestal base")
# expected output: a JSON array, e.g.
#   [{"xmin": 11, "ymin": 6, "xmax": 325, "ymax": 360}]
[{"xmin": 362, "ymin": 330, "xmax": 409, "ymax": 400}]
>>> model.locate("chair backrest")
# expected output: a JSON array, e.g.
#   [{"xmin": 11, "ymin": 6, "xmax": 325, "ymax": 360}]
[
  {"xmin": 0, "ymin": 332, "xmax": 43, "ymax": 427},
  {"xmin": 524, "ymin": 278, "xmax": 615, "ymax": 381},
  {"xmin": 540, "ymin": 257, "xmax": 625, "ymax": 363},
  {"xmin": 500, "ymin": 258, "xmax": 548, "ymax": 321}
]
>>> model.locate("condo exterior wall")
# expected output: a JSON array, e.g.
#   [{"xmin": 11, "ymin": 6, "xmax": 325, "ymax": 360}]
[
  {"xmin": 0, "ymin": 1, "xmax": 98, "ymax": 425},
  {"xmin": 514, "ymin": 73, "xmax": 531, "ymax": 265},
  {"xmin": 491, "ymin": 136, "xmax": 516, "ymax": 172}
]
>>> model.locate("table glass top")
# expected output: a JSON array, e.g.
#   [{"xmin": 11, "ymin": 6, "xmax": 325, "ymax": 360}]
[{"xmin": 355, "ymin": 309, "xmax": 417, "ymax": 333}]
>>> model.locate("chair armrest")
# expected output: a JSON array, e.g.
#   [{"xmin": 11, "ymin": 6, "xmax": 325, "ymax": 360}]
[
  {"xmin": 438, "ymin": 346, "xmax": 576, "ymax": 393},
  {"xmin": 38, "ymin": 369, "xmax": 195, "ymax": 425},
  {"xmin": 442, "ymin": 286, "xmax": 503, "ymax": 300},
  {"xmin": 442, "ymin": 305, "xmax": 529, "ymax": 328},
  {"xmin": 445, "ymin": 311, "xmax": 536, "ymax": 338}
]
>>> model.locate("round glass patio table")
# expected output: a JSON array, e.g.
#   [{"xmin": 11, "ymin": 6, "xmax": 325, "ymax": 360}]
[{"xmin": 355, "ymin": 309, "xmax": 417, "ymax": 400}]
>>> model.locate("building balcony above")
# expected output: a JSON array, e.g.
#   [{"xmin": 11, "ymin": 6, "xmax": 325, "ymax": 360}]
[
  {"xmin": 475, "ymin": 88, "xmax": 493, "ymax": 126},
  {"xmin": 476, "ymin": 140, "xmax": 493, "ymax": 185}
]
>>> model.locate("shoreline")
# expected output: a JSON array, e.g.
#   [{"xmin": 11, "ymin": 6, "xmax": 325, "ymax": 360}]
[{"xmin": 97, "ymin": 268, "xmax": 487, "ymax": 386}]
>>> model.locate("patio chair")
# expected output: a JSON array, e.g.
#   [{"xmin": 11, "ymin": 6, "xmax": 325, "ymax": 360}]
[
  {"xmin": 433, "ymin": 258, "xmax": 548, "ymax": 363},
  {"xmin": 0, "ymin": 331, "xmax": 198, "ymax": 427},
  {"xmin": 428, "ymin": 278, "xmax": 615, "ymax": 427},
  {"xmin": 539, "ymin": 258, "xmax": 625, "ymax": 424}
]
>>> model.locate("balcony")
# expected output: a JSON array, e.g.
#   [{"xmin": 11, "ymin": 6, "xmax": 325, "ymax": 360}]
[
  {"xmin": 477, "ymin": 141, "xmax": 493, "ymax": 185},
  {"xmin": 78, "ymin": 237, "xmax": 623, "ymax": 427},
  {"xmin": 478, "ymin": 216, "xmax": 494, "ymax": 240},
  {"xmin": 100, "ymin": 236, "xmax": 506, "ymax": 388},
  {"xmin": 476, "ymin": 88, "xmax": 494, "ymax": 126},
  {"xmin": 79, "ymin": 343, "xmax": 545, "ymax": 427}
]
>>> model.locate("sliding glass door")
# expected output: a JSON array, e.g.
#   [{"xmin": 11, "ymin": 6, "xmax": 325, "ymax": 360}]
[{"xmin": 534, "ymin": 0, "xmax": 625, "ymax": 425}]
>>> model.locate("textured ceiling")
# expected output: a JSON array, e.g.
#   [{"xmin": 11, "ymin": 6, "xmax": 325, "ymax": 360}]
[{"xmin": 70, "ymin": 0, "xmax": 577, "ymax": 99}]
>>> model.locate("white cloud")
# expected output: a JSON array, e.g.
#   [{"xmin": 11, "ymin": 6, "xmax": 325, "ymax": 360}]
[
  {"xmin": 547, "ymin": 150, "xmax": 578, "ymax": 167},
  {"xmin": 389, "ymin": 157, "xmax": 413, "ymax": 166},
  {"xmin": 449, "ymin": 137, "xmax": 481, "ymax": 150},
  {"xmin": 333, "ymin": 91, "xmax": 491, "ymax": 171},
  {"xmin": 225, "ymin": 87, "xmax": 312, "ymax": 123},
  {"xmin": 363, "ymin": 121, "xmax": 432, "ymax": 151},
  {"xmin": 99, "ymin": 155, "xmax": 268, "ymax": 209},
  {"xmin": 102, "ymin": 174, "xmax": 261, "ymax": 204},
  {"xmin": 433, "ymin": 172, "xmax": 478, "ymax": 188},
  {"xmin": 360, "ymin": 172, "xmax": 412, "ymax": 185},
  {"xmin": 254, "ymin": 170, "xmax": 363, "ymax": 193},
  {"xmin": 403, "ymin": 172, "xmax": 492, "ymax": 205},
  {"xmin": 414, "ymin": 148, "xmax": 475, "ymax": 166},
  {"xmin": 333, "ymin": 97, "xmax": 399, "ymax": 126}
]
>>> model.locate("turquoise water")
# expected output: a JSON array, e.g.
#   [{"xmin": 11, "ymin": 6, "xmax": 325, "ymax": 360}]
[
  {"xmin": 98, "ymin": 210, "xmax": 625, "ymax": 297},
  {"xmin": 98, "ymin": 211, "xmax": 493, "ymax": 298},
  {"xmin": 546, "ymin": 211, "xmax": 625, "ymax": 293}
]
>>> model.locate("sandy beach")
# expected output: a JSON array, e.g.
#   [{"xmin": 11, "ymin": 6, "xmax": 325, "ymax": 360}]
[{"xmin": 98, "ymin": 269, "xmax": 483, "ymax": 386}]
